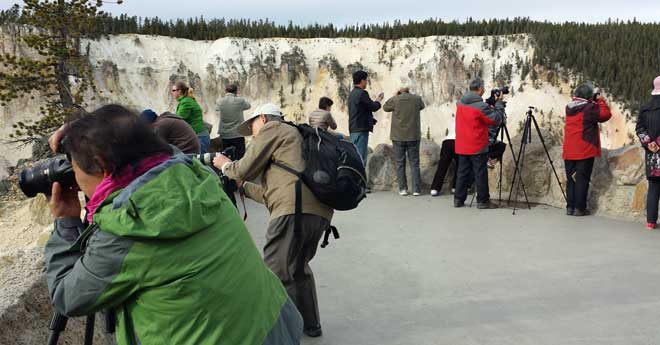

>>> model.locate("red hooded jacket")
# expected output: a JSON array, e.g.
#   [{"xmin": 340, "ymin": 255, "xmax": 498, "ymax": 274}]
[
  {"xmin": 455, "ymin": 91, "xmax": 505, "ymax": 155},
  {"xmin": 563, "ymin": 98, "xmax": 612, "ymax": 160}
]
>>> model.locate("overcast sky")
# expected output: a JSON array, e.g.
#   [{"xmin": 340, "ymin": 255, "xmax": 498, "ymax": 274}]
[{"xmin": 1, "ymin": 0, "xmax": 658, "ymax": 26}]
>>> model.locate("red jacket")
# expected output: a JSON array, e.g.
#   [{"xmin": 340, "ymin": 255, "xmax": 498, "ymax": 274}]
[
  {"xmin": 563, "ymin": 98, "xmax": 612, "ymax": 160},
  {"xmin": 455, "ymin": 92, "xmax": 504, "ymax": 155}
]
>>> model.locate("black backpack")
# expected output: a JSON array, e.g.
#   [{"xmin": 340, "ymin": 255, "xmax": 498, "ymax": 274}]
[{"xmin": 272, "ymin": 122, "xmax": 367, "ymax": 247}]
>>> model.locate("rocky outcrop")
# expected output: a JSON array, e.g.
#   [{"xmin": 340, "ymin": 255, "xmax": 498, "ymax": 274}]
[
  {"xmin": 367, "ymin": 133, "xmax": 648, "ymax": 221},
  {"xmin": 0, "ymin": 247, "xmax": 114, "ymax": 345}
]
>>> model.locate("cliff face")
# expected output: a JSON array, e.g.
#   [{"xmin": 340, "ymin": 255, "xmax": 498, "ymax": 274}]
[{"xmin": 0, "ymin": 29, "xmax": 637, "ymax": 176}]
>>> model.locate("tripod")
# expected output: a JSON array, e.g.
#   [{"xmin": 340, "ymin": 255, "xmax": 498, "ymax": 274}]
[
  {"xmin": 47, "ymin": 311, "xmax": 115, "ymax": 345},
  {"xmin": 468, "ymin": 120, "xmax": 529, "ymax": 207},
  {"xmin": 508, "ymin": 107, "xmax": 567, "ymax": 215}
]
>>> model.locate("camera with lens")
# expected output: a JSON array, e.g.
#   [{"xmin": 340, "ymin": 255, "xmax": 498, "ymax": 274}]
[
  {"xmin": 486, "ymin": 86, "xmax": 510, "ymax": 107},
  {"xmin": 19, "ymin": 157, "xmax": 76, "ymax": 198},
  {"xmin": 191, "ymin": 146, "xmax": 236, "ymax": 171}
]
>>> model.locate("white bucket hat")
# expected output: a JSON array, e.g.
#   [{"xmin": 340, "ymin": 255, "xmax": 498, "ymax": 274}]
[{"xmin": 237, "ymin": 103, "xmax": 284, "ymax": 136}]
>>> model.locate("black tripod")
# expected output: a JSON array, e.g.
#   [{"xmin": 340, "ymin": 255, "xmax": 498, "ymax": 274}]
[
  {"xmin": 47, "ymin": 311, "xmax": 115, "ymax": 345},
  {"xmin": 508, "ymin": 107, "xmax": 567, "ymax": 215},
  {"xmin": 468, "ymin": 120, "xmax": 528, "ymax": 208}
]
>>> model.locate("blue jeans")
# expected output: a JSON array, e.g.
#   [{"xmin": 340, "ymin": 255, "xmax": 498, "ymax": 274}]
[
  {"xmin": 198, "ymin": 134, "xmax": 210, "ymax": 154},
  {"xmin": 393, "ymin": 140, "xmax": 421, "ymax": 193},
  {"xmin": 350, "ymin": 131, "xmax": 369, "ymax": 166}
]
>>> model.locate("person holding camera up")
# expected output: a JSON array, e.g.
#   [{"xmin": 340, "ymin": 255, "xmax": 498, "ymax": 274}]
[
  {"xmin": 217, "ymin": 83, "xmax": 251, "ymax": 159},
  {"xmin": 563, "ymin": 83, "xmax": 612, "ymax": 216},
  {"xmin": 635, "ymin": 76, "xmax": 660, "ymax": 229},
  {"xmin": 383, "ymin": 87, "xmax": 425, "ymax": 196},
  {"xmin": 44, "ymin": 105, "xmax": 304, "ymax": 345},
  {"xmin": 349, "ymin": 70, "xmax": 384, "ymax": 170},
  {"xmin": 213, "ymin": 103, "xmax": 333, "ymax": 338},
  {"xmin": 454, "ymin": 78, "xmax": 505, "ymax": 209}
]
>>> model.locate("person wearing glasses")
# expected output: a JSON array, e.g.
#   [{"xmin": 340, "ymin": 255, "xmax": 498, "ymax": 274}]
[{"xmin": 171, "ymin": 81, "xmax": 210, "ymax": 154}]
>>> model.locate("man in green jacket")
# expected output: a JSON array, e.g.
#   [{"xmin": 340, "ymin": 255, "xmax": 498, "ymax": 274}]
[
  {"xmin": 45, "ymin": 104, "xmax": 302, "ymax": 345},
  {"xmin": 383, "ymin": 87, "xmax": 426, "ymax": 196}
]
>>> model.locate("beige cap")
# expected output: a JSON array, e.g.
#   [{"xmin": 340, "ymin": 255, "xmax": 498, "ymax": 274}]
[{"xmin": 237, "ymin": 103, "xmax": 283, "ymax": 136}]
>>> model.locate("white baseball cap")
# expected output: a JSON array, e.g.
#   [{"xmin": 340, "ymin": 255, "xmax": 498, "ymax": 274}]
[{"xmin": 237, "ymin": 103, "xmax": 284, "ymax": 136}]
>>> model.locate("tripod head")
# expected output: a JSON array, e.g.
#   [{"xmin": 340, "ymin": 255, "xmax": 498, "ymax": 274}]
[{"xmin": 526, "ymin": 106, "xmax": 536, "ymax": 116}]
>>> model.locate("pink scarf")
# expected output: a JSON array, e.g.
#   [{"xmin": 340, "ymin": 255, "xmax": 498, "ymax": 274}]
[{"xmin": 85, "ymin": 153, "xmax": 170, "ymax": 223}]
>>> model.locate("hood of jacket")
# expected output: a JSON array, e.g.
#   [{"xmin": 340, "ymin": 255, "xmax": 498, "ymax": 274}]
[
  {"xmin": 93, "ymin": 153, "xmax": 225, "ymax": 239},
  {"xmin": 459, "ymin": 91, "xmax": 484, "ymax": 106},
  {"xmin": 642, "ymin": 95, "xmax": 660, "ymax": 112},
  {"xmin": 566, "ymin": 97, "xmax": 592, "ymax": 115}
]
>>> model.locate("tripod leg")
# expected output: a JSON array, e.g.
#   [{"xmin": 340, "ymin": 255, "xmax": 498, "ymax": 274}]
[
  {"xmin": 513, "ymin": 142, "xmax": 527, "ymax": 215},
  {"xmin": 84, "ymin": 314, "xmax": 95, "ymax": 345},
  {"xmin": 503, "ymin": 124, "xmax": 530, "ymax": 209},
  {"xmin": 530, "ymin": 116, "xmax": 567, "ymax": 202},
  {"xmin": 47, "ymin": 312, "xmax": 68, "ymax": 345}
]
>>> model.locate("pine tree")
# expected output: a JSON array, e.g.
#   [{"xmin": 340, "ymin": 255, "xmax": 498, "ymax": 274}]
[{"xmin": 2, "ymin": 0, "xmax": 122, "ymax": 142}]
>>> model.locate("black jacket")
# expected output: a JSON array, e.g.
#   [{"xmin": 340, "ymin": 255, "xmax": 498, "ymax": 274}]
[
  {"xmin": 348, "ymin": 87, "xmax": 381, "ymax": 133},
  {"xmin": 636, "ymin": 95, "xmax": 660, "ymax": 178}
]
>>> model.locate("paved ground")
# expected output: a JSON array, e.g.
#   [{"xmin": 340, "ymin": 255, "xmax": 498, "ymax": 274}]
[{"xmin": 244, "ymin": 192, "xmax": 660, "ymax": 345}]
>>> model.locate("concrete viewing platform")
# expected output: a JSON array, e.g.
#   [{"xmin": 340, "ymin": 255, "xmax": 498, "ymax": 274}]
[{"xmin": 244, "ymin": 192, "xmax": 660, "ymax": 345}]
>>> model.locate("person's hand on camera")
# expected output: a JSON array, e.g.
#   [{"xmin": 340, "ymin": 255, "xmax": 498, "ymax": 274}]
[
  {"xmin": 213, "ymin": 154, "xmax": 232, "ymax": 171},
  {"xmin": 649, "ymin": 142, "xmax": 660, "ymax": 153},
  {"xmin": 495, "ymin": 93, "xmax": 505, "ymax": 102},
  {"xmin": 48, "ymin": 182, "xmax": 81, "ymax": 219},
  {"xmin": 48, "ymin": 124, "xmax": 68, "ymax": 153},
  {"xmin": 376, "ymin": 92, "xmax": 384, "ymax": 103}
]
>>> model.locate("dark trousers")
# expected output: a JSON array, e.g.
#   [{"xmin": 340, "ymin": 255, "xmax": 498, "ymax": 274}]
[
  {"xmin": 488, "ymin": 141, "xmax": 507, "ymax": 161},
  {"xmin": 222, "ymin": 137, "xmax": 246, "ymax": 160},
  {"xmin": 455, "ymin": 153, "xmax": 490, "ymax": 203},
  {"xmin": 264, "ymin": 214, "xmax": 330, "ymax": 329},
  {"xmin": 564, "ymin": 158, "xmax": 595, "ymax": 210},
  {"xmin": 431, "ymin": 139, "xmax": 458, "ymax": 192},
  {"xmin": 393, "ymin": 140, "xmax": 421, "ymax": 193},
  {"xmin": 647, "ymin": 179, "xmax": 660, "ymax": 223}
]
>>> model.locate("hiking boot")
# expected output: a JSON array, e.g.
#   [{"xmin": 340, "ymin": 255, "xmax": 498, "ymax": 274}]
[
  {"xmin": 453, "ymin": 199, "xmax": 465, "ymax": 208},
  {"xmin": 573, "ymin": 209, "xmax": 591, "ymax": 217},
  {"xmin": 399, "ymin": 189, "xmax": 408, "ymax": 196},
  {"xmin": 304, "ymin": 325, "xmax": 323, "ymax": 337},
  {"xmin": 647, "ymin": 223, "xmax": 657, "ymax": 230},
  {"xmin": 566, "ymin": 207, "xmax": 575, "ymax": 216},
  {"xmin": 477, "ymin": 201, "xmax": 499, "ymax": 209},
  {"xmin": 430, "ymin": 189, "xmax": 439, "ymax": 196}
]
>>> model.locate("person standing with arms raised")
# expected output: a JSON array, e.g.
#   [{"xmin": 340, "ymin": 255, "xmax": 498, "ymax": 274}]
[{"xmin": 348, "ymin": 70, "xmax": 383, "ymax": 174}]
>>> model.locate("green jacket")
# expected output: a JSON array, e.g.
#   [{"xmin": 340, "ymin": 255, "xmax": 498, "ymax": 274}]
[
  {"xmin": 383, "ymin": 92, "xmax": 425, "ymax": 141},
  {"xmin": 176, "ymin": 96, "xmax": 206, "ymax": 134},
  {"xmin": 45, "ymin": 154, "xmax": 300, "ymax": 345}
]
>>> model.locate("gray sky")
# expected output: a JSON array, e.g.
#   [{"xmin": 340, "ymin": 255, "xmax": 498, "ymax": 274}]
[{"xmin": 1, "ymin": 0, "xmax": 658, "ymax": 26}]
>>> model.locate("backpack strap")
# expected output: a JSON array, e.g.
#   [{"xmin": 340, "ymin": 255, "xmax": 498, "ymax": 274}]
[
  {"xmin": 320, "ymin": 225, "xmax": 340, "ymax": 248},
  {"xmin": 272, "ymin": 162, "xmax": 303, "ymax": 235}
]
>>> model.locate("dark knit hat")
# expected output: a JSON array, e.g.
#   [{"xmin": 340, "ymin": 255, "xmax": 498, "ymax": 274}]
[
  {"xmin": 352, "ymin": 70, "xmax": 368, "ymax": 85},
  {"xmin": 140, "ymin": 109, "xmax": 158, "ymax": 123}
]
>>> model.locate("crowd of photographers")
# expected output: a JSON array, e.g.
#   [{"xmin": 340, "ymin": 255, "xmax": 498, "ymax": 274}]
[{"xmin": 35, "ymin": 69, "xmax": 660, "ymax": 344}]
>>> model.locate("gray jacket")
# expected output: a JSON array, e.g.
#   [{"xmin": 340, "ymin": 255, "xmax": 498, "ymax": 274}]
[
  {"xmin": 217, "ymin": 94, "xmax": 251, "ymax": 139},
  {"xmin": 308, "ymin": 109, "xmax": 338, "ymax": 131},
  {"xmin": 383, "ymin": 92, "xmax": 425, "ymax": 141}
]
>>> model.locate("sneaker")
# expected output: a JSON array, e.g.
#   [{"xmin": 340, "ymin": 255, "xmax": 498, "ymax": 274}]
[
  {"xmin": 399, "ymin": 190, "xmax": 408, "ymax": 196},
  {"xmin": 304, "ymin": 325, "xmax": 323, "ymax": 337},
  {"xmin": 647, "ymin": 223, "xmax": 657, "ymax": 230},
  {"xmin": 487, "ymin": 159, "xmax": 496, "ymax": 169},
  {"xmin": 573, "ymin": 209, "xmax": 591, "ymax": 217},
  {"xmin": 413, "ymin": 192, "xmax": 421, "ymax": 196},
  {"xmin": 566, "ymin": 207, "xmax": 575, "ymax": 216},
  {"xmin": 451, "ymin": 188, "xmax": 455, "ymax": 194},
  {"xmin": 430, "ymin": 189, "xmax": 439, "ymax": 196},
  {"xmin": 477, "ymin": 201, "xmax": 499, "ymax": 209},
  {"xmin": 453, "ymin": 199, "xmax": 465, "ymax": 208}
]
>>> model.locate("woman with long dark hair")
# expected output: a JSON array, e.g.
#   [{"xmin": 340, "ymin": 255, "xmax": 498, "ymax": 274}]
[{"xmin": 45, "ymin": 104, "xmax": 302, "ymax": 345}]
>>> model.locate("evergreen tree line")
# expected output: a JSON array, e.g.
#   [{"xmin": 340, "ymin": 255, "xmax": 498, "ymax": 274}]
[{"xmin": 1, "ymin": 5, "xmax": 658, "ymax": 111}]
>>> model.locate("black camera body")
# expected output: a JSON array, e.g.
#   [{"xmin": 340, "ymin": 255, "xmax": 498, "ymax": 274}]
[
  {"xmin": 19, "ymin": 157, "xmax": 76, "ymax": 198},
  {"xmin": 486, "ymin": 86, "xmax": 510, "ymax": 107}
]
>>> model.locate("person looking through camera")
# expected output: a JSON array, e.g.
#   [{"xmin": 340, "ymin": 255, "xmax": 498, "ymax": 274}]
[{"xmin": 45, "ymin": 104, "xmax": 303, "ymax": 345}]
